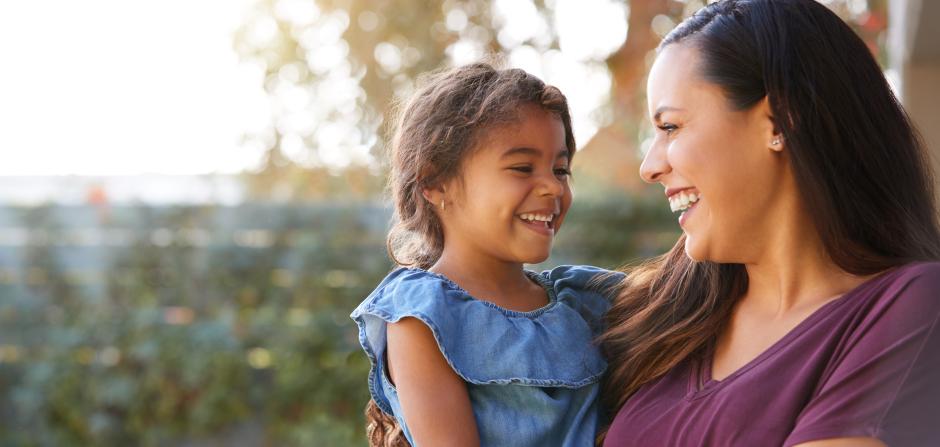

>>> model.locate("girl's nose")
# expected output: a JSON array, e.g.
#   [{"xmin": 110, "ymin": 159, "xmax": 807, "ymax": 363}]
[{"xmin": 540, "ymin": 172, "xmax": 565, "ymax": 197}]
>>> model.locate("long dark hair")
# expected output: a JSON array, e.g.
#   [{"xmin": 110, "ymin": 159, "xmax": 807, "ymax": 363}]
[
  {"xmin": 600, "ymin": 0, "xmax": 940, "ymax": 416},
  {"xmin": 369, "ymin": 62, "xmax": 576, "ymax": 446}
]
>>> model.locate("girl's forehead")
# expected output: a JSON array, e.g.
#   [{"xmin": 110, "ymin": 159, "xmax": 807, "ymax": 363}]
[{"xmin": 472, "ymin": 115, "xmax": 567, "ymax": 158}]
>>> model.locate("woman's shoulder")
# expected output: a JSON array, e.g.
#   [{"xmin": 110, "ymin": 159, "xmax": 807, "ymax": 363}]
[
  {"xmin": 869, "ymin": 261, "xmax": 940, "ymax": 300},
  {"xmin": 838, "ymin": 261, "xmax": 940, "ymax": 337},
  {"xmin": 893, "ymin": 260, "xmax": 940, "ymax": 281},
  {"xmin": 869, "ymin": 261, "xmax": 940, "ymax": 311}
]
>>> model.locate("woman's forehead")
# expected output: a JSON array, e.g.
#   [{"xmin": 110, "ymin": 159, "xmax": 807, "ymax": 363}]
[{"xmin": 647, "ymin": 45, "xmax": 728, "ymax": 117}]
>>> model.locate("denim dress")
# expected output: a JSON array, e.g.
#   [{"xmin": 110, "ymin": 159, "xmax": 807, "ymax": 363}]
[{"xmin": 350, "ymin": 265, "xmax": 619, "ymax": 446}]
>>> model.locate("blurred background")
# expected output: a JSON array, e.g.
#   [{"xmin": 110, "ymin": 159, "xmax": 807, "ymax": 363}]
[{"xmin": 0, "ymin": 0, "xmax": 934, "ymax": 445}]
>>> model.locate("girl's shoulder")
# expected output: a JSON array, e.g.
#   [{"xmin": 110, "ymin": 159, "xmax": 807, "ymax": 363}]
[
  {"xmin": 351, "ymin": 267, "xmax": 474, "ymax": 322},
  {"xmin": 536, "ymin": 264, "xmax": 624, "ymax": 287},
  {"xmin": 352, "ymin": 265, "xmax": 624, "ymax": 323},
  {"xmin": 349, "ymin": 265, "xmax": 618, "ymax": 389},
  {"xmin": 534, "ymin": 264, "xmax": 625, "ymax": 315}
]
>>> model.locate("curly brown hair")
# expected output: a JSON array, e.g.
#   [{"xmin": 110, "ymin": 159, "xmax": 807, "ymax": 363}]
[{"xmin": 367, "ymin": 62, "xmax": 576, "ymax": 446}]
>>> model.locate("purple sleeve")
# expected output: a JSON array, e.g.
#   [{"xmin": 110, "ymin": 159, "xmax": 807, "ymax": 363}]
[{"xmin": 784, "ymin": 265, "xmax": 940, "ymax": 447}]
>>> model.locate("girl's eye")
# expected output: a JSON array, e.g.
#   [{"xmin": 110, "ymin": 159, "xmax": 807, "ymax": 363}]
[
  {"xmin": 510, "ymin": 166, "xmax": 533, "ymax": 173},
  {"xmin": 658, "ymin": 123, "xmax": 678, "ymax": 135},
  {"xmin": 554, "ymin": 167, "xmax": 571, "ymax": 177}
]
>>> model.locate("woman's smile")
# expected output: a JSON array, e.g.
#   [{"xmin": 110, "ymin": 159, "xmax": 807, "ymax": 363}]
[{"xmin": 666, "ymin": 187, "xmax": 702, "ymax": 227}]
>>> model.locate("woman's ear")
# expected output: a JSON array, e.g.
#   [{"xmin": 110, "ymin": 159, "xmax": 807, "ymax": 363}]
[
  {"xmin": 757, "ymin": 96, "xmax": 785, "ymax": 153},
  {"xmin": 769, "ymin": 133, "xmax": 784, "ymax": 152}
]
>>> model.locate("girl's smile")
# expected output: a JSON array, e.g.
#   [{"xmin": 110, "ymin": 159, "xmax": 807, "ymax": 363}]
[
  {"xmin": 516, "ymin": 209, "xmax": 560, "ymax": 236},
  {"xmin": 428, "ymin": 103, "xmax": 573, "ymax": 266}
]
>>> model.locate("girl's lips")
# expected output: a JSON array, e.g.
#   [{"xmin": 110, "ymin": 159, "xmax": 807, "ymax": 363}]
[{"xmin": 517, "ymin": 216, "xmax": 555, "ymax": 236}]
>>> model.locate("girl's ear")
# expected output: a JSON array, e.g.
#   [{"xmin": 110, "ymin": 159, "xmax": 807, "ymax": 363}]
[{"xmin": 422, "ymin": 184, "xmax": 446, "ymax": 210}]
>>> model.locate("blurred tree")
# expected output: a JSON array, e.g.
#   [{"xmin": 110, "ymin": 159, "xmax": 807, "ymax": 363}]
[
  {"xmin": 234, "ymin": 0, "xmax": 886, "ymax": 201},
  {"xmin": 234, "ymin": 0, "xmax": 501, "ymax": 201},
  {"xmin": 578, "ymin": 0, "xmax": 888, "ymax": 192}
]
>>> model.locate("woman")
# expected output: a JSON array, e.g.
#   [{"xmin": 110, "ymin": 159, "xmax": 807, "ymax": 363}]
[{"xmin": 601, "ymin": 1, "xmax": 940, "ymax": 446}]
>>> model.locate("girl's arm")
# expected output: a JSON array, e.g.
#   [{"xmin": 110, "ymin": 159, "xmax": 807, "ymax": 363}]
[{"xmin": 387, "ymin": 317, "xmax": 480, "ymax": 446}]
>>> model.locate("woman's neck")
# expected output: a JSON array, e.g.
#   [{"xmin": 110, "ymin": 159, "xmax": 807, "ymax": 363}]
[{"xmin": 741, "ymin": 214, "xmax": 872, "ymax": 316}]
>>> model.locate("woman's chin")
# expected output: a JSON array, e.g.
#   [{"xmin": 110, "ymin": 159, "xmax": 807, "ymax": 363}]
[{"xmin": 683, "ymin": 236, "xmax": 707, "ymax": 262}]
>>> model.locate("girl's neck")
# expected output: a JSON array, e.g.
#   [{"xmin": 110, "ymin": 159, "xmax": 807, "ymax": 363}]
[{"xmin": 429, "ymin": 251, "xmax": 536, "ymax": 304}]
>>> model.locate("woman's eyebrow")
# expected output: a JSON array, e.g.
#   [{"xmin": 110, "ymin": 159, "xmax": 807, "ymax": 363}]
[{"xmin": 653, "ymin": 106, "xmax": 684, "ymax": 122}]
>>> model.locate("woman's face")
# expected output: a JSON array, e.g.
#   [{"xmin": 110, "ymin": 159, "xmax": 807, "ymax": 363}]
[{"xmin": 642, "ymin": 43, "xmax": 788, "ymax": 263}]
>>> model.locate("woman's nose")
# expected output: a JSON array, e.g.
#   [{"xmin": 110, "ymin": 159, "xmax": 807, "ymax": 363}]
[{"xmin": 639, "ymin": 141, "xmax": 671, "ymax": 184}]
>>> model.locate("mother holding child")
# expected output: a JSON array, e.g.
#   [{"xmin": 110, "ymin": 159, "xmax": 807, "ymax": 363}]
[{"xmin": 352, "ymin": 0, "xmax": 940, "ymax": 445}]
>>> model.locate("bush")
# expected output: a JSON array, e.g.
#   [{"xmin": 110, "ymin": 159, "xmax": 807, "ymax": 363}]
[{"xmin": 0, "ymin": 197, "xmax": 677, "ymax": 446}]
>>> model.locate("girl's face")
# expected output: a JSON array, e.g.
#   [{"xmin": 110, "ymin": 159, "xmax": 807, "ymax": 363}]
[
  {"xmin": 641, "ymin": 44, "xmax": 787, "ymax": 263},
  {"xmin": 435, "ymin": 104, "xmax": 573, "ymax": 265}
]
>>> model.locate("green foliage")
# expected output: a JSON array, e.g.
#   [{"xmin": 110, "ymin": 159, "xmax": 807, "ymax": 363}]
[{"xmin": 0, "ymin": 197, "xmax": 676, "ymax": 446}]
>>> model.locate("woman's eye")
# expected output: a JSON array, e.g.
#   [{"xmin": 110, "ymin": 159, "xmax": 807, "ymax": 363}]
[
  {"xmin": 510, "ymin": 166, "xmax": 533, "ymax": 173},
  {"xmin": 658, "ymin": 123, "xmax": 678, "ymax": 135}
]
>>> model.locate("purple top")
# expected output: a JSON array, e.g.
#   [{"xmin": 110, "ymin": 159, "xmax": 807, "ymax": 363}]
[{"xmin": 604, "ymin": 262, "xmax": 940, "ymax": 446}]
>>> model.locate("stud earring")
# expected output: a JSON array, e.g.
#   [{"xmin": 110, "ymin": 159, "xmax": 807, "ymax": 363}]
[{"xmin": 772, "ymin": 137, "xmax": 782, "ymax": 146}]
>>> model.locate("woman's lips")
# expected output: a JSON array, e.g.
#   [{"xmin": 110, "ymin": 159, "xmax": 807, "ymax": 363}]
[{"xmin": 678, "ymin": 199, "xmax": 699, "ymax": 227}]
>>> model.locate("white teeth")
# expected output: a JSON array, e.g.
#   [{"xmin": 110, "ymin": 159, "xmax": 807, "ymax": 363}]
[
  {"xmin": 520, "ymin": 213, "xmax": 554, "ymax": 223},
  {"xmin": 669, "ymin": 192, "xmax": 700, "ymax": 213}
]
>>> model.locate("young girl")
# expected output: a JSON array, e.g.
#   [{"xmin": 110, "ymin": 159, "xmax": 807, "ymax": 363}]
[{"xmin": 350, "ymin": 63, "xmax": 620, "ymax": 446}]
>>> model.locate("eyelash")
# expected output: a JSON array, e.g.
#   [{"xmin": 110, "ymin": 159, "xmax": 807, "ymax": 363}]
[
  {"xmin": 658, "ymin": 123, "xmax": 678, "ymax": 135},
  {"xmin": 510, "ymin": 166, "xmax": 571, "ymax": 177}
]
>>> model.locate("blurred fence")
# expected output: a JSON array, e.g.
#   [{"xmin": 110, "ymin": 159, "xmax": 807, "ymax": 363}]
[{"xmin": 0, "ymin": 196, "xmax": 677, "ymax": 446}]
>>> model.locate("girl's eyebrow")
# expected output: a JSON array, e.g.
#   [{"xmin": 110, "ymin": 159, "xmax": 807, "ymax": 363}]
[
  {"xmin": 501, "ymin": 146, "xmax": 570, "ymax": 160},
  {"xmin": 501, "ymin": 147, "xmax": 540, "ymax": 158}
]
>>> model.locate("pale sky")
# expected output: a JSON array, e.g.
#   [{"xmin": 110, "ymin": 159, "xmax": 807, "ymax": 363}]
[{"xmin": 0, "ymin": 0, "xmax": 627, "ymax": 176}]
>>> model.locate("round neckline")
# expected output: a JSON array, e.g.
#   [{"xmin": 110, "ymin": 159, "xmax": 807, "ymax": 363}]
[
  {"xmin": 687, "ymin": 265, "xmax": 903, "ymax": 399},
  {"xmin": 401, "ymin": 267, "xmax": 559, "ymax": 318}
]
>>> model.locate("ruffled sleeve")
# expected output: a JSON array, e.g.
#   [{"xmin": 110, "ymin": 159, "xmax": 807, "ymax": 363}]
[
  {"xmin": 541, "ymin": 264, "xmax": 624, "ymax": 337},
  {"xmin": 350, "ymin": 266, "xmax": 619, "ymax": 415}
]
